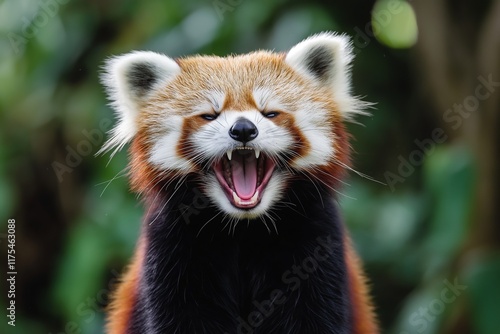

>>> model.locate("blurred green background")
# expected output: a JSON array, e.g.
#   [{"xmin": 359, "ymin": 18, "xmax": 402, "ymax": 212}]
[{"xmin": 1, "ymin": 0, "xmax": 499, "ymax": 333}]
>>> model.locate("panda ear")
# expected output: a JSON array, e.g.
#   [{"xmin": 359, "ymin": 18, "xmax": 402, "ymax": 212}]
[
  {"xmin": 99, "ymin": 51, "xmax": 181, "ymax": 156},
  {"xmin": 286, "ymin": 32, "xmax": 368, "ymax": 118}
]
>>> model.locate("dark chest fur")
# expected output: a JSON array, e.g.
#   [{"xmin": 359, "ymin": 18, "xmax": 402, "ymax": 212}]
[{"xmin": 128, "ymin": 179, "xmax": 352, "ymax": 334}]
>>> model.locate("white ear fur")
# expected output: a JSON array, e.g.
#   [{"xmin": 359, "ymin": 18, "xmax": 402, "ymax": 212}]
[
  {"xmin": 286, "ymin": 32, "xmax": 369, "ymax": 119},
  {"xmin": 99, "ymin": 51, "xmax": 181, "ymax": 156}
]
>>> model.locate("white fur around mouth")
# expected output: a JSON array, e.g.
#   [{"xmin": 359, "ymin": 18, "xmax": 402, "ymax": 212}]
[{"xmin": 214, "ymin": 147, "xmax": 275, "ymax": 209}]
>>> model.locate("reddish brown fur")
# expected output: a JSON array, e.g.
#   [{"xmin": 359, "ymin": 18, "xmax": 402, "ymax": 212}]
[
  {"xmin": 106, "ymin": 236, "xmax": 145, "ymax": 334},
  {"xmin": 344, "ymin": 233, "xmax": 379, "ymax": 334},
  {"xmin": 128, "ymin": 130, "xmax": 176, "ymax": 195},
  {"xmin": 324, "ymin": 117, "xmax": 352, "ymax": 189}
]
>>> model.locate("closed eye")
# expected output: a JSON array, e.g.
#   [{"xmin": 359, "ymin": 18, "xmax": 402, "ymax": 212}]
[
  {"xmin": 263, "ymin": 111, "xmax": 280, "ymax": 118},
  {"xmin": 201, "ymin": 114, "xmax": 218, "ymax": 121}
]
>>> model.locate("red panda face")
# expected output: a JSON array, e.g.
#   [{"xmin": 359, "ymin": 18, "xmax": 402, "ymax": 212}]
[{"xmin": 100, "ymin": 33, "xmax": 369, "ymax": 219}]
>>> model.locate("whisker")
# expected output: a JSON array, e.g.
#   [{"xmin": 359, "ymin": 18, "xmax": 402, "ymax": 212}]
[
  {"xmin": 334, "ymin": 160, "xmax": 386, "ymax": 185},
  {"xmin": 197, "ymin": 210, "xmax": 224, "ymax": 237},
  {"xmin": 96, "ymin": 166, "xmax": 130, "ymax": 197}
]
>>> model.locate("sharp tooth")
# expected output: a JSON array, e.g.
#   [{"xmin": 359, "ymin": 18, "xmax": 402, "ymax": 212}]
[
  {"xmin": 232, "ymin": 191, "xmax": 240, "ymax": 204},
  {"xmin": 250, "ymin": 190, "xmax": 259, "ymax": 203},
  {"xmin": 255, "ymin": 149, "xmax": 260, "ymax": 159},
  {"xmin": 226, "ymin": 149, "xmax": 232, "ymax": 161}
]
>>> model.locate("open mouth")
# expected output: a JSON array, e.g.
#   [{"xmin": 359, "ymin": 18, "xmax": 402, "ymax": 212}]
[{"xmin": 213, "ymin": 147, "xmax": 275, "ymax": 209}]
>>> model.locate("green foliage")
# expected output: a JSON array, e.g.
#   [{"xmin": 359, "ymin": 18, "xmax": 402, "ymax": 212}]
[
  {"xmin": 466, "ymin": 256, "xmax": 500, "ymax": 334},
  {"xmin": 0, "ymin": 0, "xmax": 496, "ymax": 333},
  {"xmin": 372, "ymin": 0, "xmax": 418, "ymax": 49}
]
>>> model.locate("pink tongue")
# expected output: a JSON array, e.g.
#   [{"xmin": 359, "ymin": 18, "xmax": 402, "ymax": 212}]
[{"xmin": 231, "ymin": 152, "xmax": 258, "ymax": 200}]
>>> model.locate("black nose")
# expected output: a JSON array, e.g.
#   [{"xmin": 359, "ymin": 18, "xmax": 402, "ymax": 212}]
[{"xmin": 229, "ymin": 118, "xmax": 259, "ymax": 143}]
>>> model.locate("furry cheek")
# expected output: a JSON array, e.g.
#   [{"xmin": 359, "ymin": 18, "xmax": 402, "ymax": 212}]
[
  {"xmin": 288, "ymin": 106, "xmax": 335, "ymax": 170},
  {"xmin": 183, "ymin": 115, "xmax": 233, "ymax": 164},
  {"xmin": 147, "ymin": 115, "xmax": 194, "ymax": 173}
]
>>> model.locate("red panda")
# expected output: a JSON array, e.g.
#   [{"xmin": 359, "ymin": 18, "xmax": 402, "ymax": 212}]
[{"xmin": 100, "ymin": 32, "xmax": 378, "ymax": 334}]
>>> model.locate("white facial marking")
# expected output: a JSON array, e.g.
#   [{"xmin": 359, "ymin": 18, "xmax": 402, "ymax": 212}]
[
  {"xmin": 207, "ymin": 90, "xmax": 225, "ymax": 112},
  {"xmin": 291, "ymin": 100, "xmax": 334, "ymax": 168},
  {"xmin": 149, "ymin": 115, "xmax": 193, "ymax": 172},
  {"xmin": 253, "ymin": 87, "xmax": 288, "ymax": 112}
]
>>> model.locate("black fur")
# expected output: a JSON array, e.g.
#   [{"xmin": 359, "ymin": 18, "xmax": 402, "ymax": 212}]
[
  {"xmin": 305, "ymin": 46, "xmax": 333, "ymax": 80},
  {"xmin": 128, "ymin": 179, "xmax": 352, "ymax": 334},
  {"xmin": 127, "ymin": 62, "xmax": 158, "ymax": 96}
]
